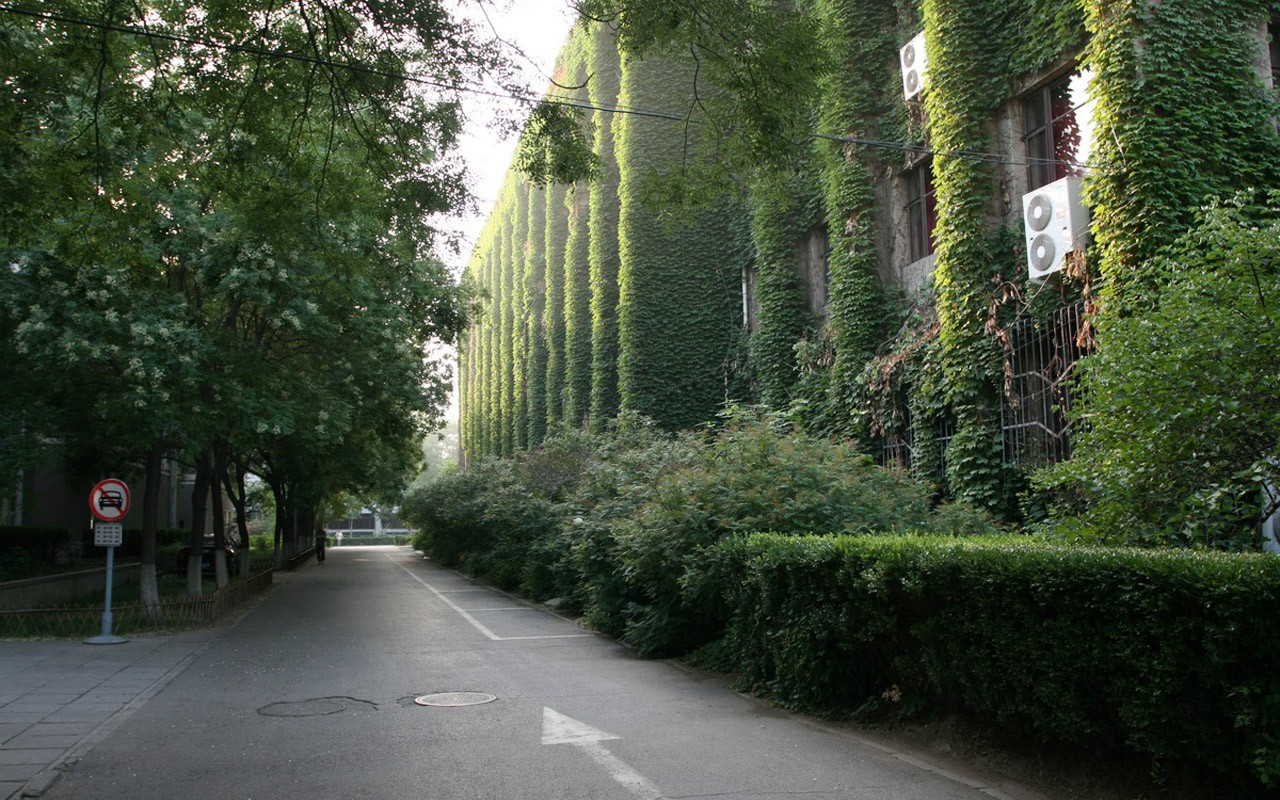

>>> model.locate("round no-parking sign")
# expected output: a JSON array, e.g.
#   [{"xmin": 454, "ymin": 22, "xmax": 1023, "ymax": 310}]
[{"xmin": 90, "ymin": 478, "xmax": 130, "ymax": 523}]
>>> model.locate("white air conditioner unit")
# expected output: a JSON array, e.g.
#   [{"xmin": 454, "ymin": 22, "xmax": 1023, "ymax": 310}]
[
  {"xmin": 900, "ymin": 32, "xmax": 928, "ymax": 101},
  {"xmin": 1022, "ymin": 176, "xmax": 1088, "ymax": 282}
]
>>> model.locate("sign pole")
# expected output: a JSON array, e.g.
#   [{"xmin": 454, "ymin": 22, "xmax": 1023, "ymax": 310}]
[
  {"xmin": 86, "ymin": 479, "xmax": 130, "ymax": 645},
  {"xmin": 85, "ymin": 538, "xmax": 126, "ymax": 644}
]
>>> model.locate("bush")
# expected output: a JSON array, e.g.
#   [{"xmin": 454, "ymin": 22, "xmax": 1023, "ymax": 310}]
[
  {"xmin": 403, "ymin": 414, "xmax": 690, "ymax": 604},
  {"xmin": 404, "ymin": 458, "xmax": 509, "ymax": 568},
  {"xmin": 1034, "ymin": 193, "xmax": 1280, "ymax": 550},
  {"xmin": 403, "ymin": 456, "xmax": 564, "ymax": 592},
  {"xmin": 0, "ymin": 547, "xmax": 38, "ymax": 582},
  {"xmin": 82, "ymin": 527, "xmax": 187, "ymax": 558},
  {"xmin": 707, "ymin": 533, "xmax": 1280, "ymax": 795},
  {"xmin": 0, "ymin": 526, "xmax": 73, "ymax": 564},
  {"xmin": 405, "ymin": 409, "xmax": 996, "ymax": 655},
  {"xmin": 559, "ymin": 417, "xmax": 702, "ymax": 633},
  {"xmin": 611, "ymin": 413, "xmax": 991, "ymax": 655}
]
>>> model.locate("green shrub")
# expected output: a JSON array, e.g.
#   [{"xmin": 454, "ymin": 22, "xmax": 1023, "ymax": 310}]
[
  {"xmin": 411, "ymin": 409, "xmax": 996, "ymax": 657},
  {"xmin": 83, "ymin": 527, "xmax": 187, "ymax": 558},
  {"xmin": 0, "ymin": 547, "xmax": 38, "ymax": 582},
  {"xmin": 612, "ymin": 413, "xmax": 979, "ymax": 655},
  {"xmin": 404, "ymin": 458, "xmax": 511, "ymax": 569},
  {"xmin": 561, "ymin": 420, "xmax": 701, "ymax": 633},
  {"xmin": 0, "ymin": 526, "xmax": 72, "ymax": 563},
  {"xmin": 707, "ymin": 533, "xmax": 1280, "ymax": 795},
  {"xmin": 402, "ymin": 455, "xmax": 565, "ymax": 592},
  {"xmin": 1034, "ymin": 193, "xmax": 1280, "ymax": 550}
]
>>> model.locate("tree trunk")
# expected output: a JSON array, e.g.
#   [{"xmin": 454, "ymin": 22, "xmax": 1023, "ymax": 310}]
[
  {"xmin": 269, "ymin": 479, "xmax": 285, "ymax": 567},
  {"xmin": 187, "ymin": 450, "xmax": 211, "ymax": 598},
  {"xmin": 140, "ymin": 440, "xmax": 164, "ymax": 616},
  {"xmin": 223, "ymin": 458, "xmax": 251, "ymax": 577},
  {"xmin": 211, "ymin": 445, "xmax": 229, "ymax": 589}
]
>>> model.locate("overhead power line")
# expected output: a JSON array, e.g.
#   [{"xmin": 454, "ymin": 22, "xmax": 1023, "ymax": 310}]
[
  {"xmin": 540, "ymin": 91, "xmax": 1090, "ymax": 172},
  {"xmin": 0, "ymin": 3, "xmax": 1090, "ymax": 173}
]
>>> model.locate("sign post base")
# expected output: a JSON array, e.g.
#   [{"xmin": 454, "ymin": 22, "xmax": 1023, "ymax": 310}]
[{"xmin": 85, "ymin": 634, "xmax": 128, "ymax": 645}]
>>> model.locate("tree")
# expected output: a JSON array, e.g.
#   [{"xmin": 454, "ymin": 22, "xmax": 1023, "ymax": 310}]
[{"xmin": 0, "ymin": 0, "xmax": 483, "ymax": 601}]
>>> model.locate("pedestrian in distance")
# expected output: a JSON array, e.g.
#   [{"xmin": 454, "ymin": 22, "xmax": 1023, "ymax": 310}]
[{"xmin": 315, "ymin": 525, "xmax": 327, "ymax": 564}]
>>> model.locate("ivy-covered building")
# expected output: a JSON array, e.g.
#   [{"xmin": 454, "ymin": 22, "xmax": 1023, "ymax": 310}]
[{"xmin": 458, "ymin": 2, "xmax": 1280, "ymax": 516}]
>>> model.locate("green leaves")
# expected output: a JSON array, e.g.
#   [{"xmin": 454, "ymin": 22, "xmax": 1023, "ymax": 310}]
[
  {"xmin": 1035, "ymin": 193, "xmax": 1280, "ymax": 549},
  {"xmin": 714, "ymin": 533, "xmax": 1280, "ymax": 791},
  {"xmin": 515, "ymin": 101, "xmax": 600, "ymax": 187},
  {"xmin": 0, "ymin": 0, "xmax": 474, "ymax": 511},
  {"xmin": 577, "ymin": 0, "xmax": 830, "ymax": 183}
]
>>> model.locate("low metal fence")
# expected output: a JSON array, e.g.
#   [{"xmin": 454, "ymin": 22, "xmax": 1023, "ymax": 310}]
[{"xmin": 0, "ymin": 568, "xmax": 273, "ymax": 639}]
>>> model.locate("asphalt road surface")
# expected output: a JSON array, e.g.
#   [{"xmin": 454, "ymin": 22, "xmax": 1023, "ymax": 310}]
[{"xmin": 42, "ymin": 546, "xmax": 1041, "ymax": 800}]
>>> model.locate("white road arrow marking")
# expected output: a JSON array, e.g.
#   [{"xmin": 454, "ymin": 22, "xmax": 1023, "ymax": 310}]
[{"xmin": 542, "ymin": 707, "xmax": 663, "ymax": 799}]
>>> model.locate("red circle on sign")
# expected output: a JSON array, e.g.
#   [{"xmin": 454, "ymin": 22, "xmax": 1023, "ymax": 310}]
[{"xmin": 90, "ymin": 479, "xmax": 131, "ymax": 522}]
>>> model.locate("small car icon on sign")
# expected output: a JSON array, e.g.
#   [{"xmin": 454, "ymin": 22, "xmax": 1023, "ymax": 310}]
[{"xmin": 98, "ymin": 490, "xmax": 124, "ymax": 510}]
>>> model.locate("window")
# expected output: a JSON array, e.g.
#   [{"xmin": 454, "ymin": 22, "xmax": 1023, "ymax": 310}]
[
  {"xmin": 1001, "ymin": 303, "xmax": 1086, "ymax": 467},
  {"xmin": 905, "ymin": 159, "xmax": 938, "ymax": 262},
  {"xmin": 1023, "ymin": 70, "xmax": 1095, "ymax": 190},
  {"xmin": 796, "ymin": 226, "xmax": 829, "ymax": 322}
]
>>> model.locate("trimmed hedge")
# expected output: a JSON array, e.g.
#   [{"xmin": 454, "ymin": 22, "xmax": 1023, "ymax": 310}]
[
  {"xmin": 0, "ymin": 526, "xmax": 73, "ymax": 562},
  {"xmin": 708, "ymin": 534, "xmax": 1280, "ymax": 794},
  {"xmin": 1, "ymin": 526, "xmax": 186, "ymax": 581}
]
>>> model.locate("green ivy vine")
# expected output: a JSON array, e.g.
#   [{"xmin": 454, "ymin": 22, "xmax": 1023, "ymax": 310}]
[
  {"xmin": 523, "ymin": 183, "xmax": 550, "ymax": 448},
  {"xmin": 811, "ymin": 0, "xmax": 898, "ymax": 439},
  {"xmin": 615, "ymin": 52, "xmax": 748, "ymax": 431},
  {"xmin": 587, "ymin": 23, "xmax": 624, "ymax": 432},
  {"xmin": 1084, "ymin": 0, "xmax": 1280, "ymax": 311},
  {"xmin": 748, "ymin": 168, "xmax": 823, "ymax": 407}
]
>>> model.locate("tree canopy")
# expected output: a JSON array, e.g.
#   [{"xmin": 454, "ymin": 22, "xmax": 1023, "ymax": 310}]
[{"xmin": 0, "ymin": 0, "xmax": 505, "ymax": 596}]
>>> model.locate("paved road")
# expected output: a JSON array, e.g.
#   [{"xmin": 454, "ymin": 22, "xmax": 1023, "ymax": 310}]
[{"xmin": 12, "ymin": 546, "xmax": 1046, "ymax": 799}]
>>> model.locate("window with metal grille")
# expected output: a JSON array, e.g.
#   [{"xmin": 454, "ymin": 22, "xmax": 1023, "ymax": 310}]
[{"xmin": 1001, "ymin": 303, "xmax": 1087, "ymax": 467}]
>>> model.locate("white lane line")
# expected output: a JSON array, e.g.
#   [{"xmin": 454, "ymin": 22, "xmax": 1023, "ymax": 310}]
[
  {"xmin": 495, "ymin": 634, "xmax": 596, "ymax": 641},
  {"xmin": 542, "ymin": 708, "xmax": 663, "ymax": 800},
  {"xmin": 389, "ymin": 555, "xmax": 591, "ymax": 642}
]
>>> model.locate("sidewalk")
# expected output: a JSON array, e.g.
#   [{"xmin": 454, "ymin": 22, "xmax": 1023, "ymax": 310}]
[{"xmin": 0, "ymin": 632, "xmax": 215, "ymax": 799}]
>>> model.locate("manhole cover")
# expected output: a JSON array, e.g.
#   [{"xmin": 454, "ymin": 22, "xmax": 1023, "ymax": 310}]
[
  {"xmin": 259, "ymin": 699, "xmax": 348, "ymax": 717},
  {"xmin": 413, "ymin": 692, "xmax": 497, "ymax": 707}
]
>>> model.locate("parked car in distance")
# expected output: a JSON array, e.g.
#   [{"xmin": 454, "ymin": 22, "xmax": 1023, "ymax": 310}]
[{"xmin": 177, "ymin": 536, "xmax": 239, "ymax": 576}]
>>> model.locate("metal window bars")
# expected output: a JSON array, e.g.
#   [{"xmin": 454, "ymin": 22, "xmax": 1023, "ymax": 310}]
[{"xmin": 878, "ymin": 302, "xmax": 1085, "ymax": 474}]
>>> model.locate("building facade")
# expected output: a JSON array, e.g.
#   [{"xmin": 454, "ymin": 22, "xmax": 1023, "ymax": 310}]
[{"xmin": 459, "ymin": 1, "xmax": 1280, "ymax": 515}]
